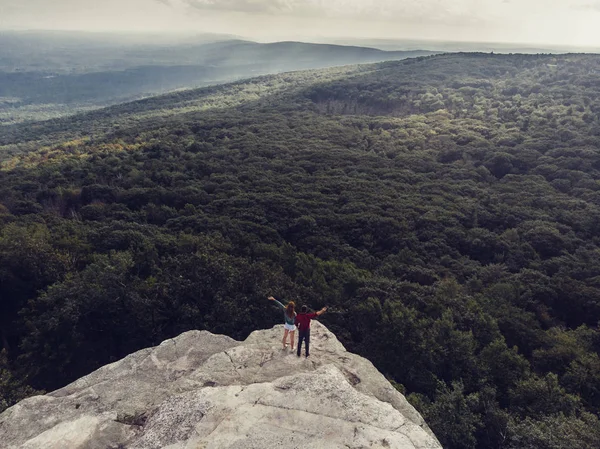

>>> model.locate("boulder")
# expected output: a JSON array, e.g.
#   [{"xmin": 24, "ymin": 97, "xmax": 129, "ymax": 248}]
[{"xmin": 0, "ymin": 322, "xmax": 441, "ymax": 449}]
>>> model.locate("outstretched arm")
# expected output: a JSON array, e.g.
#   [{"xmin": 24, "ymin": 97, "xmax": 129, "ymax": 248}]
[
  {"xmin": 268, "ymin": 296, "xmax": 285, "ymax": 310},
  {"xmin": 316, "ymin": 306, "xmax": 328, "ymax": 316}
]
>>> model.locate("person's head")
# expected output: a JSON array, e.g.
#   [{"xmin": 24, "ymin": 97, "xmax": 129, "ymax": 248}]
[
  {"xmin": 301, "ymin": 305, "xmax": 307, "ymax": 313},
  {"xmin": 286, "ymin": 301, "xmax": 295, "ymax": 317}
]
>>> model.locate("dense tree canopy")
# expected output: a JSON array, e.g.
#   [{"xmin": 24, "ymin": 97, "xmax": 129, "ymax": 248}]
[{"xmin": 1, "ymin": 53, "xmax": 600, "ymax": 448}]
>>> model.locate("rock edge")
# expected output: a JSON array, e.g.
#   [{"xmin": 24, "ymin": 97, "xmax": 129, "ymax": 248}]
[{"xmin": 0, "ymin": 322, "xmax": 441, "ymax": 449}]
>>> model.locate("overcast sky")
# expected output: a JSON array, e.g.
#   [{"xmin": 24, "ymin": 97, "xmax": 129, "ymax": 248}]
[{"xmin": 2, "ymin": 0, "xmax": 600, "ymax": 47}]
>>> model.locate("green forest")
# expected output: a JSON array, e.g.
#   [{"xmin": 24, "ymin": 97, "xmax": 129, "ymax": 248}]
[{"xmin": 2, "ymin": 53, "xmax": 600, "ymax": 449}]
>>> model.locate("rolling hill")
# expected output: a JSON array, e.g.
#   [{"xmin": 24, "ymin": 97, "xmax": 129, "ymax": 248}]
[{"xmin": 0, "ymin": 32, "xmax": 437, "ymax": 125}]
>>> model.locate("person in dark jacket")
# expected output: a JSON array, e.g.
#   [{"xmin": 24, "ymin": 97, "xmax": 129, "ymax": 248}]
[{"xmin": 294, "ymin": 304, "xmax": 327, "ymax": 357}]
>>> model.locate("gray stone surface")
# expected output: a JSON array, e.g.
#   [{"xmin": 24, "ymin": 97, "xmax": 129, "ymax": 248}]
[{"xmin": 0, "ymin": 322, "xmax": 442, "ymax": 449}]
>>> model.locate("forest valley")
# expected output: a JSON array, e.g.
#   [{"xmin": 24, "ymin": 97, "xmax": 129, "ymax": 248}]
[{"xmin": 1, "ymin": 53, "xmax": 600, "ymax": 449}]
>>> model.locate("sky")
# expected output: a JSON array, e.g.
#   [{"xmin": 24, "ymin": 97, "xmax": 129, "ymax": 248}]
[{"xmin": 1, "ymin": 0, "xmax": 600, "ymax": 47}]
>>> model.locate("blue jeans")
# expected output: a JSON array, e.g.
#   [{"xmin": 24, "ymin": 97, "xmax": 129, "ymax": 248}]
[{"xmin": 297, "ymin": 329, "xmax": 310, "ymax": 357}]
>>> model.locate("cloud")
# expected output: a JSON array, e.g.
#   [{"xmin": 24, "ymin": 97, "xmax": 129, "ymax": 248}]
[
  {"xmin": 170, "ymin": 0, "xmax": 380, "ymax": 17},
  {"xmin": 573, "ymin": 1, "xmax": 600, "ymax": 11},
  {"xmin": 152, "ymin": 0, "xmax": 295, "ymax": 14},
  {"xmin": 168, "ymin": 0, "xmax": 499, "ymax": 26},
  {"xmin": 185, "ymin": 0, "xmax": 294, "ymax": 14}
]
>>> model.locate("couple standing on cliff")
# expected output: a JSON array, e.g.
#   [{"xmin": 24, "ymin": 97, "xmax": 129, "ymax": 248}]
[{"xmin": 268, "ymin": 296, "xmax": 327, "ymax": 358}]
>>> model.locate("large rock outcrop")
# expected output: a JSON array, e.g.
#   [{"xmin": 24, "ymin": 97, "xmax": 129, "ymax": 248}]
[{"xmin": 0, "ymin": 322, "xmax": 441, "ymax": 448}]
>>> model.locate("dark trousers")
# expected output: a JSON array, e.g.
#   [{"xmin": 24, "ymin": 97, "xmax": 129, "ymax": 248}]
[{"xmin": 297, "ymin": 329, "xmax": 310, "ymax": 357}]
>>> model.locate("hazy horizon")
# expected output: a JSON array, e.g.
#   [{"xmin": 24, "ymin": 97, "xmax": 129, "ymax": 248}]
[
  {"xmin": 2, "ymin": 0, "xmax": 600, "ymax": 49},
  {"xmin": 2, "ymin": 29, "xmax": 599, "ymax": 55}
]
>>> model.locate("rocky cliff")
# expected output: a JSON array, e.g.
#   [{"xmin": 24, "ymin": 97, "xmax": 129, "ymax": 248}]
[{"xmin": 0, "ymin": 322, "xmax": 441, "ymax": 449}]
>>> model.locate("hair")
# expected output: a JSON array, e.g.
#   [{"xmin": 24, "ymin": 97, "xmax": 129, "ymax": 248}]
[
  {"xmin": 301, "ymin": 305, "xmax": 307, "ymax": 313},
  {"xmin": 285, "ymin": 301, "xmax": 295, "ymax": 318}
]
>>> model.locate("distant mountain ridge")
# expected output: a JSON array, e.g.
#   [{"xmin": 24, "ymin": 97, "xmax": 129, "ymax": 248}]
[
  {"xmin": 0, "ymin": 33, "xmax": 437, "ymax": 74},
  {"xmin": 0, "ymin": 32, "xmax": 438, "ymax": 125}
]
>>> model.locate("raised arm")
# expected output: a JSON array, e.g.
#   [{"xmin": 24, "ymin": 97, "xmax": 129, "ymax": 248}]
[
  {"xmin": 316, "ymin": 306, "xmax": 328, "ymax": 316},
  {"xmin": 268, "ymin": 296, "xmax": 286, "ymax": 310}
]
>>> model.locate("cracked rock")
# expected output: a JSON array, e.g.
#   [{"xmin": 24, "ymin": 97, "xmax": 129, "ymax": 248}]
[{"xmin": 0, "ymin": 322, "xmax": 441, "ymax": 449}]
